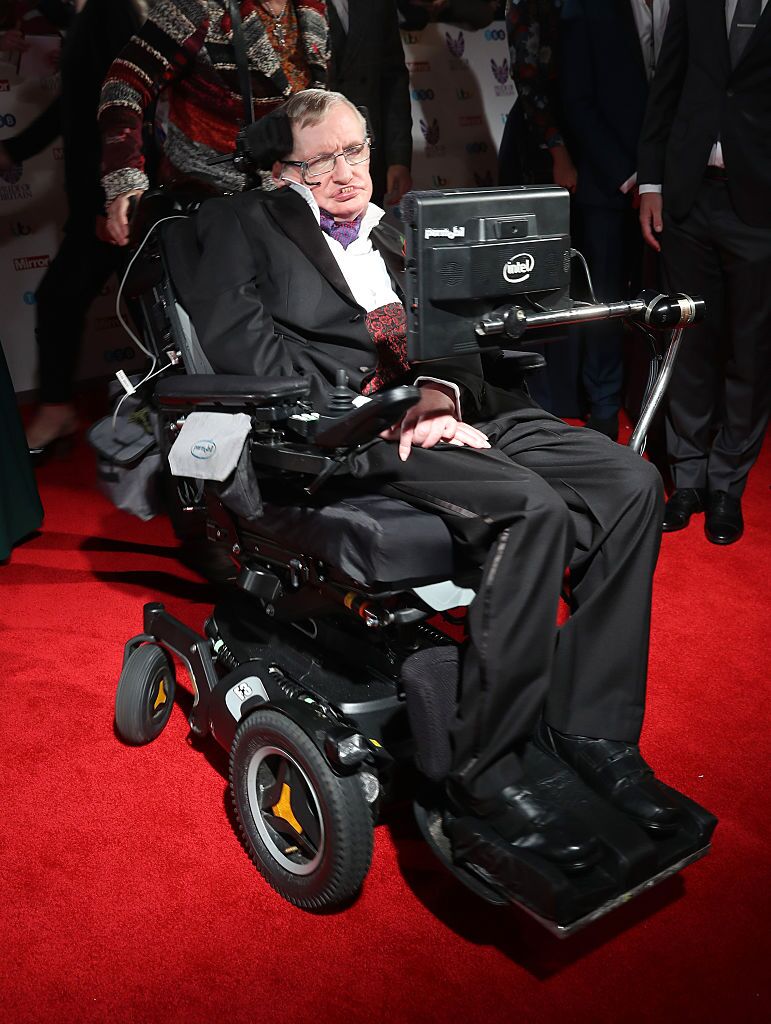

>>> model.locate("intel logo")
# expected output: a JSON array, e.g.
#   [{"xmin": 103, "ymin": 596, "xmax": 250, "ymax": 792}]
[
  {"xmin": 503, "ymin": 253, "xmax": 535, "ymax": 285},
  {"xmin": 191, "ymin": 439, "xmax": 216, "ymax": 459}
]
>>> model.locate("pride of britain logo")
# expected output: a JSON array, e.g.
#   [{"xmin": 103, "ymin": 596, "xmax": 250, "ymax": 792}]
[
  {"xmin": 420, "ymin": 116, "xmax": 446, "ymax": 157},
  {"xmin": 490, "ymin": 58, "xmax": 515, "ymax": 97},
  {"xmin": 445, "ymin": 30, "xmax": 469, "ymax": 68},
  {"xmin": 0, "ymin": 161, "xmax": 22, "ymax": 185},
  {"xmin": 503, "ymin": 253, "xmax": 535, "ymax": 285}
]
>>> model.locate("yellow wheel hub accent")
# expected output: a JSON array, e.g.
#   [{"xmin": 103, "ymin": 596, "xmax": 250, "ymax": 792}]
[
  {"xmin": 271, "ymin": 782, "xmax": 304, "ymax": 835},
  {"xmin": 153, "ymin": 677, "xmax": 168, "ymax": 711}
]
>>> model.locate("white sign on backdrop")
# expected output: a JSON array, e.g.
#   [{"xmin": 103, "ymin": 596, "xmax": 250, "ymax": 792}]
[
  {"xmin": 0, "ymin": 34, "xmax": 142, "ymax": 394},
  {"xmin": 402, "ymin": 20, "xmax": 513, "ymax": 191}
]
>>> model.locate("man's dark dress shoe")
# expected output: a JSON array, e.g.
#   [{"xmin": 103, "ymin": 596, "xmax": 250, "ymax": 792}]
[
  {"xmin": 585, "ymin": 412, "xmax": 619, "ymax": 441},
  {"xmin": 536, "ymin": 722, "xmax": 682, "ymax": 836},
  {"xmin": 446, "ymin": 780, "xmax": 600, "ymax": 874},
  {"xmin": 705, "ymin": 491, "xmax": 743, "ymax": 545},
  {"xmin": 662, "ymin": 487, "xmax": 707, "ymax": 532}
]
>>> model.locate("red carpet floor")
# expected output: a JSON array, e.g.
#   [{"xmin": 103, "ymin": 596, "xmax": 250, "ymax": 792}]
[{"xmin": 1, "ymin": 429, "xmax": 770, "ymax": 1024}]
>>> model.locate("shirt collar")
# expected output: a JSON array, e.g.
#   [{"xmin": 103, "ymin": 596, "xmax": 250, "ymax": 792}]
[{"xmin": 285, "ymin": 179, "xmax": 385, "ymax": 243}]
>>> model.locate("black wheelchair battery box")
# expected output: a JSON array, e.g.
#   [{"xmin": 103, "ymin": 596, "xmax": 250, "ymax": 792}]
[{"xmin": 401, "ymin": 186, "xmax": 572, "ymax": 362}]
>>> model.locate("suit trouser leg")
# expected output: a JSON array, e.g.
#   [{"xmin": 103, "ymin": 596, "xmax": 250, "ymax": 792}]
[
  {"xmin": 574, "ymin": 203, "xmax": 634, "ymax": 419},
  {"xmin": 349, "ymin": 407, "xmax": 663, "ymax": 801},
  {"xmin": 662, "ymin": 181, "xmax": 771, "ymax": 497},
  {"xmin": 35, "ymin": 228, "xmax": 124, "ymax": 404}
]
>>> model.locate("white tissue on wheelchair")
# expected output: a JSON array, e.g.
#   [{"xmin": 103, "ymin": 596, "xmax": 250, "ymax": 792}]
[{"xmin": 168, "ymin": 411, "xmax": 252, "ymax": 482}]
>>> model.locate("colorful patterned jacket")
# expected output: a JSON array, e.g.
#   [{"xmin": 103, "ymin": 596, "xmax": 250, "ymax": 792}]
[
  {"xmin": 505, "ymin": 0, "xmax": 564, "ymax": 150},
  {"xmin": 98, "ymin": 0, "xmax": 329, "ymax": 202}
]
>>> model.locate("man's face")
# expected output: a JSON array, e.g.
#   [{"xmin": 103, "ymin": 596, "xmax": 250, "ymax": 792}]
[{"xmin": 280, "ymin": 103, "xmax": 373, "ymax": 221}]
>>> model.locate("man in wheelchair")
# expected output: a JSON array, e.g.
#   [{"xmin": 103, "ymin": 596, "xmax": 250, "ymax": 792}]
[{"xmin": 163, "ymin": 87, "xmax": 685, "ymax": 888}]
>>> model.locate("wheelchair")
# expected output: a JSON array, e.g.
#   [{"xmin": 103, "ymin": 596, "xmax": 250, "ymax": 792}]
[{"xmin": 113, "ymin": 187, "xmax": 716, "ymax": 937}]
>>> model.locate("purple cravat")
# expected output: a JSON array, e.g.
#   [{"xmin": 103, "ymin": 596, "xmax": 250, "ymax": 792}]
[{"xmin": 319, "ymin": 209, "xmax": 363, "ymax": 249}]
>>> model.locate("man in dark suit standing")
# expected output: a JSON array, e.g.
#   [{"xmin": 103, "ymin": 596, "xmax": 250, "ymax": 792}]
[
  {"xmin": 638, "ymin": 0, "xmax": 771, "ymax": 544},
  {"xmin": 181, "ymin": 88, "xmax": 683, "ymax": 891},
  {"xmin": 560, "ymin": 0, "xmax": 668, "ymax": 440},
  {"xmin": 326, "ymin": 0, "xmax": 413, "ymax": 207}
]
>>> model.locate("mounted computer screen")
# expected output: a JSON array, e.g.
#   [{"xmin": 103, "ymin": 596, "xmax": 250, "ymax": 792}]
[{"xmin": 401, "ymin": 186, "xmax": 572, "ymax": 363}]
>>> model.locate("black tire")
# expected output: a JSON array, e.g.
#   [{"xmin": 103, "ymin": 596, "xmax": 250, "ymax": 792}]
[
  {"xmin": 115, "ymin": 643, "xmax": 176, "ymax": 745},
  {"xmin": 230, "ymin": 709, "xmax": 374, "ymax": 910}
]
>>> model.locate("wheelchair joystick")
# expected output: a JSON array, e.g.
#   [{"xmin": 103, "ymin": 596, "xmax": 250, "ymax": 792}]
[{"xmin": 327, "ymin": 368, "xmax": 355, "ymax": 416}]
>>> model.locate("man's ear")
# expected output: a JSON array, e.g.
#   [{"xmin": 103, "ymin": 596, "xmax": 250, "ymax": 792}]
[{"xmin": 271, "ymin": 160, "xmax": 286, "ymax": 185}]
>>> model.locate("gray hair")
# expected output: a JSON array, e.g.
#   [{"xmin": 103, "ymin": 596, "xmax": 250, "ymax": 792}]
[{"xmin": 282, "ymin": 89, "xmax": 367, "ymax": 136}]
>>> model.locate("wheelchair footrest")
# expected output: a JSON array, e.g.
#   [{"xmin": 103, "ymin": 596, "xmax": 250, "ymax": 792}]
[{"xmin": 414, "ymin": 746, "xmax": 716, "ymax": 937}]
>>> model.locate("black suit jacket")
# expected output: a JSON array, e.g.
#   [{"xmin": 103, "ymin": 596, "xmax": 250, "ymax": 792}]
[
  {"xmin": 176, "ymin": 188, "xmax": 498, "ymax": 416},
  {"xmin": 560, "ymin": 0, "xmax": 649, "ymax": 209},
  {"xmin": 638, "ymin": 0, "xmax": 771, "ymax": 226},
  {"xmin": 327, "ymin": 1, "xmax": 412, "ymax": 203}
]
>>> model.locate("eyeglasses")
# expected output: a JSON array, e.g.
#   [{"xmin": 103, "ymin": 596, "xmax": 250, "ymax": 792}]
[{"xmin": 282, "ymin": 139, "xmax": 371, "ymax": 185}]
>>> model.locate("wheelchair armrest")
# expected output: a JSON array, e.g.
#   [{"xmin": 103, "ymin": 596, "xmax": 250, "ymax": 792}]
[
  {"xmin": 155, "ymin": 374, "xmax": 311, "ymax": 409},
  {"xmin": 313, "ymin": 385, "xmax": 421, "ymax": 449}
]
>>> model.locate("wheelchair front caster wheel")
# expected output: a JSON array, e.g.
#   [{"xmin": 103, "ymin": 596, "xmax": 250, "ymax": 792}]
[
  {"xmin": 230, "ymin": 709, "xmax": 374, "ymax": 910},
  {"xmin": 115, "ymin": 643, "xmax": 176, "ymax": 745}
]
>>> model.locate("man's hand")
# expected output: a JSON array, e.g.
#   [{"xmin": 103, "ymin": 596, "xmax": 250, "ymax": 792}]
[
  {"xmin": 0, "ymin": 29, "xmax": 30, "ymax": 54},
  {"xmin": 385, "ymin": 164, "xmax": 412, "ymax": 206},
  {"xmin": 380, "ymin": 383, "xmax": 492, "ymax": 461},
  {"xmin": 551, "ymin": 144, "xmax": 577, "ymax": 193},
  {"xmin": 639, "ymin": 191, "xmax": 663, "ymax": 252},
  {"xmin": 105, "ymin": 188, "xmax": 146, "ymax": 246}
]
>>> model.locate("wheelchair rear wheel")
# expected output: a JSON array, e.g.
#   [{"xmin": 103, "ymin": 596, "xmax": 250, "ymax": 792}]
[
  {"xmin": 230, "ymin": 709, "xmax": 374, "ymax": 910},
  {"xmin": 115, "ymin": 643, "xmax": 176, "ymax": 745}
]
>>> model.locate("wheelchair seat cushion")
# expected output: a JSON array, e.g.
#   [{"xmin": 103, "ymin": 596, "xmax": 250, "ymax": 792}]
[{"xmin": 249, "ymin": 494, "xmax": 457, "ymax": 588}]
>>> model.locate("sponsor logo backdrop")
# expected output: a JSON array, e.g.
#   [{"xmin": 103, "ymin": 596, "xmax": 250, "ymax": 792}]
[
  {"xmin": 0, "ymin": 35, "xmax": 141, "ymax": 393},
  {"xmin": 402, "ymin": 21, "xmax": 512, "ymax": 192}
]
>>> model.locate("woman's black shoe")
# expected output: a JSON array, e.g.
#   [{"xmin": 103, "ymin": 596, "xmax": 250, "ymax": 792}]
[
  {"xmin": 662, "ymin": 487, "xmax": 707, "ymax": 532},
  {"xmin": 536, "ymin": 722, "xmax": 682, "ymax": 836}
]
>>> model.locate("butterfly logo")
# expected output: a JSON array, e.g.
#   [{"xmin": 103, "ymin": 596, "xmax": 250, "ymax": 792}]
[
  {"xmin": 420, "ymin": 117, "xmax": 440, "ymax": 145},
  {"xmin": 473, "ymin": 170, "xmax": 494, "ymax": 187},
  {"xmin": 446, "ymin": 31, "xmax": 465, "ymax": 58},
  {"xmin": 490, "ymin": 57, "xmax": 509, "ymax": 84}
]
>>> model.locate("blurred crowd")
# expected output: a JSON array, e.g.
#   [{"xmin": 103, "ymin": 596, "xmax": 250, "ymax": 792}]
[{"xmin": 1, "ymin": 0, "xmax": 768, "ymax": 559}]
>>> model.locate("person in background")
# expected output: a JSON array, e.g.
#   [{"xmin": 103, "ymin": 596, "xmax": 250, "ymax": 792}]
[
  {"xmin": 0, "ymin": 0, "xmax": 150, "ymax": 455},
  {"xmin": 498, "ymin": 0, "xmax": 574, "ymax": 190},
  {"xmin": 559, "ymin": 0, "xmax": 669, "ymax": 441},
  {"xmin": 99, "ymin": 0, "xmax": 329, "ymax": 248},
  {"xmin": 0, "ymin": 337, "xmax": 43, "ymax": 561},
  {"xmin": 327, "ymin": 0, "xmax": 412, "ymax": 209},
  {"xmin": 638, "ymin": 0, "xmax": 771, "ymax": 544}
]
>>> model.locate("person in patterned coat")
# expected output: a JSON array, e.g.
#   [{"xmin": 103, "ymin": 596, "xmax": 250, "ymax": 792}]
[{"xmin": 98, "ymin": 0, "xmax": 329, "ymax": 245}]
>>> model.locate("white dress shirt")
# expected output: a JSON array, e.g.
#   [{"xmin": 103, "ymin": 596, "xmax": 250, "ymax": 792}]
[{"xmin": 629, "ymin": 0, "xmax": 671, "ymax": 82}]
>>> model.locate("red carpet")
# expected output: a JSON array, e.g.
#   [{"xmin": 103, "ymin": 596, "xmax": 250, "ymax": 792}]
[{"xmin": 1, "ymin": 430, "xmax": 770, "ymax": 1024}]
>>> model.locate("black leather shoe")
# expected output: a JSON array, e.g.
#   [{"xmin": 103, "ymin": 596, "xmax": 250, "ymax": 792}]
[
  {"xmin": 585, "ymin": 412, "xmax": 619, "ymax": 441},
  {"xmin": 662, "ymin": 487, "xmax": 707, "ymax": 532},
  {"xmin": 705, "ymin": 490, "xmax": 743, "ymax": 545},
  {"xmin": 535, "ymin": 722, "xmax": 682, "ymax": 836},
  {"xmin": 446, "ymin": 780, "xmax": 600, "ymax": 873}
]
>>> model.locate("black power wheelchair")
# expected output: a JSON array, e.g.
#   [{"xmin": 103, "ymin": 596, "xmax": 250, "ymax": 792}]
[{"xmin": 113, "ymin": 185, "xmax": 716, "ymax": 936}]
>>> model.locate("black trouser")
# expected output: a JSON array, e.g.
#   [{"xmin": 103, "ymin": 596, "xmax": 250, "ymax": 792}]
[
  {"xmin": 350, "ymin": 406, "xmax": 663, "ymax": 801},
  {"xmin": 574, "ymin": 201, "xmax": 643, "ymax": 420},
  {"xmin": 35, "ymin": 224, "xmax": 125, "ymax": 403},
  {"xmin": 661, "ymin": 178, "xmax": 771, "ymax": 497}
]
